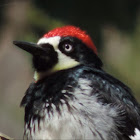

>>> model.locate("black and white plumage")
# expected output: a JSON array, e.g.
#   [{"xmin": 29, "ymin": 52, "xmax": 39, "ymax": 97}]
[{"xmin": 13, "ymin": 26, "xmax": 140, "ymax": 140}]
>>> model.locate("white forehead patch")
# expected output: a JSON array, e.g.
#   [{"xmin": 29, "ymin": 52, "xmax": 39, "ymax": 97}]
[{"xmin": 37, "ymin": 36, "xmax": 61, "ymax": 49}]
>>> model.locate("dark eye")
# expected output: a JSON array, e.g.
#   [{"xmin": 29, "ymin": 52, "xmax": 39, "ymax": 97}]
[{"xmin": 63, "ymin": 43, "xmax": 73, "ymax": 53}]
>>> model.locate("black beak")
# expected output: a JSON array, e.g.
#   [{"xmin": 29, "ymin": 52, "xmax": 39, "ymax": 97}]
[
  {"xmin": 13, "ymin": 41, "xmax": 48, "ymax": 56},
  {"xmin": 13, "ymin": 40, "xmax": 58, "ymax": 72}
]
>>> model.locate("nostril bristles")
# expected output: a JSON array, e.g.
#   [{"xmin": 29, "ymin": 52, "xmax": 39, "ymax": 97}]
[{"xmin": 40, "ymin": 43, "xmax": 53, "ymax": 49}]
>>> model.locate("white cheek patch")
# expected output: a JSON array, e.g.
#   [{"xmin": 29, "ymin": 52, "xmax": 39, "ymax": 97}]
[
  {"xmin": 34, "ymin": 50, "xmax": 80, "ymax": 82},
  {"xmin": 37, "ymin": 36, "xmax": 80, "ymax": 71},
  {"xmin": 52, "ymin": 50, "xmax": 79, "ymax": 72},
  {"xmin": 34, "ymin": 36, "xmax": 79, "ymax": 81},
  {"xmin": 37, "ymin": 36, "xmax": 61, "ymax": 49}
]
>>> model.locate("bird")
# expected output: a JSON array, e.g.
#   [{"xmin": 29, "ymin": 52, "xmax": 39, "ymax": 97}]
[{"xmin": 13, "ymin": 25, "xmax": 140, "ymax": 140}]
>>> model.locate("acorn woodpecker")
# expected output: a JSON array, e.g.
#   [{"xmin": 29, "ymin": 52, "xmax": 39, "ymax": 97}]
[{"xmin": 13, "ymin": 26, "xmax": 140, "ymax": 140}]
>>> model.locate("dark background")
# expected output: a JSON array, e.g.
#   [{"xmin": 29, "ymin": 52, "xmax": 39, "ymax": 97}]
[{"xmin": 0, "ymin": 0, "xmax": 140, "ymax": 138}]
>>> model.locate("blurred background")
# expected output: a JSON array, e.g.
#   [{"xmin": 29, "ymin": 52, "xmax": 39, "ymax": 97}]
[{"xmin": 0, "ymin": 0, "xmax": 140, "ymax": 138}]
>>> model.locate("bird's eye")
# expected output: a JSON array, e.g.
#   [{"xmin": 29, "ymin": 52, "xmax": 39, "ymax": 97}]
[{"xmin": 63, "ymin": 43, "xmax": 73, "ymax": 53}]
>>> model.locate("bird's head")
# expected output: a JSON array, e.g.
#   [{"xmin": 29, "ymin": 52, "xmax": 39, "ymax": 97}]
[{"xmin": 13, "ymin": 26, "xmax": 102, "ymax": 81}]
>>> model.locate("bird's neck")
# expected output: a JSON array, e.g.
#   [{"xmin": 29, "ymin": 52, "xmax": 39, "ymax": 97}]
[{"xmin": 34, "ymin": 71, "xmax": 48, "ymax": 82}]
